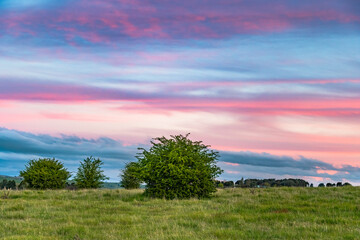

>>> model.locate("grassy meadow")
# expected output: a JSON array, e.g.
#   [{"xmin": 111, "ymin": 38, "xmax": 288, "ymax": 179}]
[{"xmin": 1, "ymin": 187, "xmax": 359, "ymax": 240}]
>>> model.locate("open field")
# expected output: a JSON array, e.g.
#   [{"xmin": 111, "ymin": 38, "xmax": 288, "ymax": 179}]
[{"xmin": 1, "ymin": 187, "xmax": 359, "ymax": 240}]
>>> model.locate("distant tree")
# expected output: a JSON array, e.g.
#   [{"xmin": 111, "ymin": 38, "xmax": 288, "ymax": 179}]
[
  {"xmin": 310, "ymin": 183, "xmax": 314, "ymax": 187},
  {"xmin": 336, "ymin": 182, "xmax": 343, "ymax": 187},
  {"xmin": 1, "ymin": 179, "xmax": 8, "ymax": 189},
  {"xmin": 18, "ymin": 180, "xmax": 28, "ymax": 190},
  {"xmin": 223, "ymin": 181, "xmax": 234, "ymax": 188},
  {"xmin": 318, "ymin": 183, "xmax": 325, "ymax": 187},
  {"xmin": 136, "ymin": 134, "xmax": 223, "ymax": 199},
  {"xmin": 20, "ymin": 158, "xmax": 71, "ymax": 189},
  {"xmin": 6, "ymin": 180, "xmax": 16, "ymax": 190},
  {"xmin": 120, "ymin": 162, "xmax": 141, "ymax": 189},
  {"xmin": 326, "ymin": 183, "xmax": 335, "ymax": 187},
  {"xmin": 343, "ymin": 182, "xmax": 352, "ymax": 187},
  {"xmin": 235, "ymin": 178, "xmax": 244, "ymax": 188},
  {"xmin": 215, "ymin": 180, "xmax": 224, "ymax": 188},
  {"xmin": 74, "ymin": 156, "xmax": 109, "ymax": 189}
]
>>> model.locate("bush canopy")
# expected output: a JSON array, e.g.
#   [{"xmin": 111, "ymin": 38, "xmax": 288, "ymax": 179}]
[
  {"xmin": 136, "ymin": 134, "xmax": 223, "ymax": 199},
  {"xmin": 120, "ymin": 162, "xmax": 142, "ymax": 189},
  {"xmin": 74, "ymin": 156, "xmax": 109, "ymax": 188},
  {"xmin": 20, "ymin": 158, "xmax": 70, "ymax": 189}
]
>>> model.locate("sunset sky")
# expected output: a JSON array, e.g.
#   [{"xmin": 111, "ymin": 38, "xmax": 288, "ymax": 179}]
[{"xmin": 0, "ymin": 0, "xmax": 359, "ymax": 184}]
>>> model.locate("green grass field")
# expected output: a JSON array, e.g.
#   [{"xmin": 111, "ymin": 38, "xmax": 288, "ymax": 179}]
[{"xmin": 1, "ymin": 187, "xmax": 359, "ymax": 240}]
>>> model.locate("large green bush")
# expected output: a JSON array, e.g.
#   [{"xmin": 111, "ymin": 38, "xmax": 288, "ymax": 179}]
[
  {"xmin": 120, "ymin": 162, "xmax": 141, "ymax": 189},
  {"xmin": 74, "ymin": 156, "xmax": 109, "ymax": 188},
  {"xmin": 20, "ymin": 158, "xmax": 70, "ymax": 189},
  {"xmin": 136, "ymin": 134, "xmax": 223, "ymax": 199}
]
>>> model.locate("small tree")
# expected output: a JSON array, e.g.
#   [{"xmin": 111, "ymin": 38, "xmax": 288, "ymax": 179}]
[
  {"xmin": 1, "ymin": 179, "xmax": 8, "ymax": 189},
  {"xmin": 136, "ymin": 134, "xmax": 223, "ymax": 199},
  {"xmin": 18, "ymin": 180, "xmax": 28, "ymax": 190},
  {"xmin": 235, "ymin": 178, "xmax": 244, "ymax": 188},
  {"xmin": 120, "ymin": 162, "xmax": 141, "ymax": 189},
  {"xmin": 20, "ymin": 158, "xmax": 70, "ymax": 189},
  {"xmin": 74, "ymin": 156, "xmax": 109, "ymax": 188},
  {"xmin": 6, "ymin": 180, "xmax": 16, "ymax": 190},
  {"xmin": 223, "ymin": 181, "xmax": 234, "ymax": 188},
  {"xmin": 318, "ymin": 183, "xmax": 325, "ymax": 187}
]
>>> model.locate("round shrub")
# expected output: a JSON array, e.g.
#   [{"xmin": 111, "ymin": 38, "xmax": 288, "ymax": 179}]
[
  {"xmin": 20, "ymin": 158, "xmax": 71, "ymax": 189},
  {"xmin": 136, "ymin": 134, "xmax": 223, "ymax": 199}
]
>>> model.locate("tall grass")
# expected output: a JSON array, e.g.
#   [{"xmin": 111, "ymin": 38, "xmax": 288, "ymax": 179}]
[{"xmin": 1, "ymin": 187, "xmax": 359, "ymax": 239}]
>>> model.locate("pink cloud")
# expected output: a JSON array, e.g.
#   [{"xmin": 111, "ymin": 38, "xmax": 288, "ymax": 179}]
[
  {"xmin": 2, "ymin": 79, "xmax": 359, "ymax": 119},
  {"xmin": 316, "ymin": 169, "xmax": 338, "ymax": 175},
  {"xmin": 223, "ymin": 162, "xmax": 240, "ymax": 166},
  {"xmin": 41, "ymin": 113, "xmax": 108, "ymax": 122},
  {"xmin": 2, "ymin": 1, "xmax": 359, "ymax": 42}
]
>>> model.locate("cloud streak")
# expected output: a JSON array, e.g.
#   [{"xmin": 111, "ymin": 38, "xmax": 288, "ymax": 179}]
[
  {"xmin": 1, "ymin": 79, "xmax": 359, "ymax": 119},
  {"xmin": 0, "ymin": 128, "xmax": 359, "ymax": 184},
  {"xmin": 1, "ymin": 0, "xmax": 359, "ymax": 45}
]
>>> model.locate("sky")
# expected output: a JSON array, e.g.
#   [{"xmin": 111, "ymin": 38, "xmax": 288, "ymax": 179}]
[{"xmin": 0, "ymin": 0, "xmax": 359, "ymax": 185}]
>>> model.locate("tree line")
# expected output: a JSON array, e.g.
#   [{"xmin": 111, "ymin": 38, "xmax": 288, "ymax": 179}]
[
  {"xmin": 215, "ymin": 178, "xmax": 310, "ymax": 188},
  {"xmin": 214, "ymin": 178, "xmax": 352, "ymax": 188},
  {"xmin": 318, "ymin": 182, "xmax": 351, "ymax": 187},
  {"xmin": 5, "ymin": 134, "xmax": 224, "ymax": 200},
  {"xmin": 2, "ymin": 134, "xmax": 353, "ymax": 199},
  {"xmin": 1, "ymin": 179, "xmax": 17, "ymax": 190}
]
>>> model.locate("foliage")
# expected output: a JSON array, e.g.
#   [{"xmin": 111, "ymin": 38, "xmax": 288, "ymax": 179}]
[
  {"xmin": 318, "ymin": 183, "xmax": 325, "ymax": 187},
  {"xmin": 216, "ymin": 178, "xmax": 310, "ymax": 188},
  {"xmin": 19, "ymin": 158, "xmax": 70, "ymax": 189},
  {"xmin": 18, "ymin": 180, "xmax": 28, "ymax": 190},
  {"xmin": 74, "ymin": 156, "xmax": 109, "ymax": 189},
  {"xmin": 120, "ymin": 162, "xmax": 142, "ymax": 189},
  {"xmin": 0, "ymin": 175, "xmax": 23, "ymax": 184},
  {"xmin": 136, "ymin": 134, "xmax": 223, "ymax": 199},
  {"xmin": 215, "ymin": 180, "xmax": 234, "ymax": 188},
  {"xmin": 1, "ymin": 179, "xmax": 16, "ymax": 190}
]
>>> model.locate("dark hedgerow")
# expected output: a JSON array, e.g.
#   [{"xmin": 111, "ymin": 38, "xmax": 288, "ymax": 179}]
[
  {"xmin": 20, "ymin": 158, "xmax": 71, "ymax": 189},
  {"xmin": 136, "ymin": 134, "xmax": 223, "ymax": 199}
]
